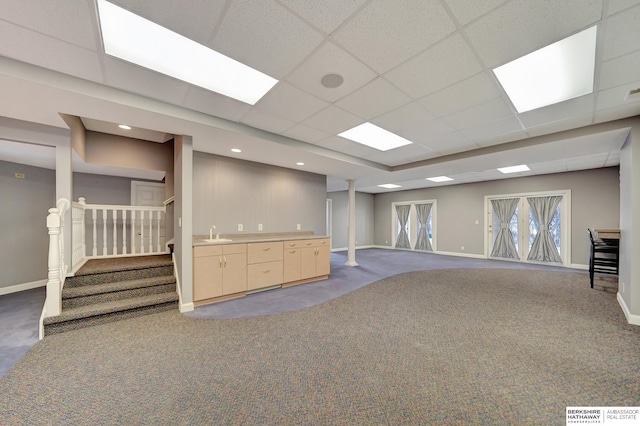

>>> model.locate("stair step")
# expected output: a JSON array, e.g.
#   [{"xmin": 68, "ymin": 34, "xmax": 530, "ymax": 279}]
[
  {"xmin": 65, "ymin": 264, "xmax": 174, "ymax": 288},
  {"xmin": 44, "ymin": 292, "xmax": 178, "ymax": 327},
  {"xmin": 62, "ymin": 275, "xmax": 176, "ymax": 309}
]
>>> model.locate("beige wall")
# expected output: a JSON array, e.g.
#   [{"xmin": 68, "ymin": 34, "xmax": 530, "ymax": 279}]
[{"xmin": 374, "ymin": 167, "xmax": 620, "ymax": 266}]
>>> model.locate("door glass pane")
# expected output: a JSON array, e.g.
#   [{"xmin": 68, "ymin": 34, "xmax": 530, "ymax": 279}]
[
  {"xmin": 528, "ymin": 204, "xmax": 561, "ymax": 253},
  {"xmin": 510, "ymin": 205, "xmax": 519, "ymax": 252}
]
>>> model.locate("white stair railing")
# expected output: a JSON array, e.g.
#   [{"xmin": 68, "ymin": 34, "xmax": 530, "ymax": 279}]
[{"xmin": 45, "ymin": 198, "xmax": 70, "ymax": 318}]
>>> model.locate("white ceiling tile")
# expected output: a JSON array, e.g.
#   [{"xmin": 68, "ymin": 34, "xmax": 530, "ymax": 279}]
[
  {"xmin": 444, "ymin": 0, "xmax": 509, "ymax": 25},
  {"xmin": 599, "ymin": 51, "xmax": 640, "ymax": 91},
  {"xmin": 285, "ymin": 42, "xmax": 377, "ymax": 103},
  {"xmin": 419, "ymin": 72, "xmax": 502, "ymax": 117},
  {"xmin": 593, "ymin": 103, "xmax": 640, "ymax": 123},
  {"xmin": 254, "ymin": 82, "xmax": 328, "ymax": 122},
  {"xmin": 442, "ymin": 98, "xmax": 515, "ymax": 130},
  {"xmin": 597, "ymin": 81, "xmax": 640, "ymax": 110},
  {"xmin": 113, "ymin": 0, "xmax": 225, "ymax": 44},
  {"xmin": 385, "ymin": 34, "xmax": 483, "ymax": 99},
  {"xmin": 335, "ymin": 78, "xmax": 411, "ymax": 120},
  {"xmin": 302, "ymin": 106, "xmax": 363, "ymax": 134},
  {"xmin": 0, "ymin": 20, "xmax": 103, "ymax": 82},
  {"xmin": 607, "ymin": 0, "xmax": 640, "ymax": 15},
  {"xmin": 461, "ymin": 116, "xmax": 524, "ymax": 142},
  {"xmin": 519, "ymin": 94, "xmax": 595, "ymax": 128},
  {"xmin": 212, "ymin": 0, "xmax": 324, "ymax": 78},
  {"xmin": 421, "ymin": 132, "xmax": 474, "ymax": 155},
  {"xmin": 371, "ymin": 102, "xmax": 437, "ymax": 142},
  {"xmin": 282, "ymin": 124, "xmax": 331, "ymax": 144},
  {"xmin": 473, "ymin": 129, "xmax": 529, "ymax": 147},
  {"xmin": 181, "ymin": 87, "xmax": 252, "ymax": 122},
  {"xmin": 278, "ymin": 0, "xmax": 368, "ymax": 34},
  {"xmin": 465, "ymin": 0, "xmax": 604, "ymax": 68},
  {"xmin": 240, "ymin": 108, "xmax": 295, "ymax": 134},
  {"xmin": 601, "ymin": 4, "xmax": 640, "ymax": 60},
  {"xmin": 103, "ymin": 57, "xmax": 190, "ymax": 105},
  {"xmin": 528, "ymin": 159, "xmax": 568, "ymax": 174},
  {"xmin": 0, "ymin": 0, "xmax": 98, "ymax": 49},
  {"xmin": 333, "ymin": 0, "xmax": 456, "ymax": 73}
]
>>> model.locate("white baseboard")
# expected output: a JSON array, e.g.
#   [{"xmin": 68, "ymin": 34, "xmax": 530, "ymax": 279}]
[
  {"xmin": 617, "ymin": 292, "xmax": 640, "ymax": 326},
  {"xmin": 0, "ymin": 279, "xmax": 47, "ymax": 296},
  {"xmin": 331, "ymin": 245, "xmax": 375, "ymax": 252},
  {"xmin": 570, "ymin": 263, "xmax": 589, "ymax": 270},
  {"xmin": 435, "ymin": 250, "xmax": 487, "ymax": 259}
]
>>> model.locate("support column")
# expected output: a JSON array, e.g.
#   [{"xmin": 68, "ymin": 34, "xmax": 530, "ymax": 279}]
[
  {"xmin": 345, "ymin": 179, "xmax": 358, "ymax": 267},
  {"xmin": 174, "ymin": 135, "xmax": 194, "ymax": 312},
  {"xmin": 56, "ymin": 137, "xmax": 72, "ymax": 273}
]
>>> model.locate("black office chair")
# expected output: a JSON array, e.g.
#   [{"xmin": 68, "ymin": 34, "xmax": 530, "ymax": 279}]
[{"xmin": 587, "ymin": 228, "xmax": 619, "ymax": 288}]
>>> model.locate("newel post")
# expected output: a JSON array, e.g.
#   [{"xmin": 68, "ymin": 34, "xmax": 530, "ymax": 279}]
[{"xmin": 45, "ymin": 207, "xmax": 62, "ymax": 317}]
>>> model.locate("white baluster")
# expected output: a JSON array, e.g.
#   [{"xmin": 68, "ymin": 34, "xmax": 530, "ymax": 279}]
[
  {"xmin": 79, "ymin": 197, "xmax": 86, "ymax": 262},
  {"xmin": 148, "ymin": 210, "xmax": 153, "ymax": 253},
  {"xmin": 92, "ymin": 208, "xmax": 97, "ymax": 256},
  {"xmin": 112, "ymin": 209, "xmax": 117, "ymax": 255},
  {"xmin": 122, "ymin": 210, "xmax": 127, "ymax": 255},
  {"xmin": 156, "ymin": 211, "xmax": 161, "ymax": 253},
  {"xmin": 140, "ymin": 211, "xmax": 145, "ymax": 254},
  {"xmin": 131, "ymin": 210, "xmax": 136, "ymax": 254},
  {"xmin": 102, "ymin": 208, "xmax": 107, "ymax": 256}
]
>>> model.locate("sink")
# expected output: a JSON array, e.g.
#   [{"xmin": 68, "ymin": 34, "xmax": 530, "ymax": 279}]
[{"xmin": 202, "ymin": 238, "xmax": 233, "ymax": 244}]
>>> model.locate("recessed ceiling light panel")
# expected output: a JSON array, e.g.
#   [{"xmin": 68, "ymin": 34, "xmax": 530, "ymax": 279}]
[
  {"xmin": 296, "ymin": 162, "xmax": 305, "ymax": 166},
  {"xmin": 118, "ymin": 124, "xmax": 131, "ymax": 130},
  {"xmin": 378, "ymin": 184, "xmax": 402, "ymax": 189},
  {"xmin": 497, "ymin": 164, "xmax": 530, "ymax": 174},
  {"xmin": 97, "ymin": 0, "xmax": 278, "ymax": 105},
  {"xmin": 339, "ymin": 122, "xmax": 413, "ymax": 151},
  {"xmin": 493, "ymin": 26, "xmax": 597, "ymax": 113},
  {"xmin": 426, "ymin": 176, "xmax": 453, "ymax": 182},
  {"xmin": 231, "ymin": 148, "xmax": 242, "ymax": 153}
]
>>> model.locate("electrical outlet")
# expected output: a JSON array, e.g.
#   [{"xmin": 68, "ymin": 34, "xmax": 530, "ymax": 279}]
[
  {"xmin": 297, "ymin": 224, "xmax": 301, "ymax": 230},
  {"xmin": 475, "ymin": 219, "xmax": 479, "ymax": 225},
  {"xmin": 461, "ymin": 245, "xmax": 465, "ymax": 251},
  {"xmin": 238, "ymin": 224, "xmax": 243, "ymax": 232},
  {"xmin": 385, "ymin": 240, "xmax": 388, "ymax": 245},
  {"xmin": 258, "ymin": 224, "xmax": 263, "ymax": 231}
]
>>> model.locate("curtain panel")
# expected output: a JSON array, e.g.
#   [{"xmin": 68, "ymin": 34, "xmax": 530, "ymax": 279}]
[
  {"xmin": 490, "ymin": 198, "xmax": 520, "ymax": 260},
  {"xmin": 395, "ymin": 204, "xmax": 411, "ymax": 249},
  {"xmin": 415, "ymin": 203, "xmax": 433, "ymax": 251},
  {"xmin": 527, "ymin": 196, "xmax": 563, "ymax": 263}
]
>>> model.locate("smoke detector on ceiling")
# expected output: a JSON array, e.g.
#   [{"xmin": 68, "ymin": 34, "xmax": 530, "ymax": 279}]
[{"xmin": 321, "ymin": 73, "xmax": 344, "ymax": 88}]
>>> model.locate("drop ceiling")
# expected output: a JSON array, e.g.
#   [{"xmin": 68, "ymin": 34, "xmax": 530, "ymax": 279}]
[{"xmin": 0, "ymin": 0, "xmax": 639, "ymax": 193}]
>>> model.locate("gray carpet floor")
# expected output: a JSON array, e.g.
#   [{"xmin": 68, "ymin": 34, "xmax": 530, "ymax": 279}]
[{"xmin": 0, "ymin": 251, "xmax": 637, "ymax": 425}]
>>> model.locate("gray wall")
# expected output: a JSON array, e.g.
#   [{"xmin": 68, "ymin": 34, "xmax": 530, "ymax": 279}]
[
  {"xmin": 374, "ymin": 167, "xmax": 620, "ymax": 266},
  {"xmin": 328, "ymin": 191, "xmax": 375, "ymax": 249},
  {"xmin": 0, "ymin": 160, "xmax": 55, "ymax": 289},
  {"xmin": 193, "ymin": 152, "xmax": 327, "ymax": 236}
]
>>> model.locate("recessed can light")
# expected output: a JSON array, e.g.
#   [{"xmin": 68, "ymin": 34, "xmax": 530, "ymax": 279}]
[
  {"xmin": 118, "ymin": 124, "xmax": 131, "ymax": 130},
  {"xmin": 231, "ymin": 148, "xmax": 242, "ymax": 153}
]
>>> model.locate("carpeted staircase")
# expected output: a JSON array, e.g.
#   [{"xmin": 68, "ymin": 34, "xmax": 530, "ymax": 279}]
[{"xmin": 43, "ymin": 255, "xmax": 178, "ymax": 336}]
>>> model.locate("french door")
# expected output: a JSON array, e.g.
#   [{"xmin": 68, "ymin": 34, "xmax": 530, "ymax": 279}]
[
  {"xmin": 486, "ymin": 191, "xmax": 570, "ymax": 265},
  {"xmin": 391, "ymin": 200, "xmax": 436, "ymax": 251}
]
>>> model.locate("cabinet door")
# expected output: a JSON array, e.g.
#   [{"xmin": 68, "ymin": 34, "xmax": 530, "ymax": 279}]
[
  {"xmin": 222, "ymin": 253, "xmax": 247, "ymax": 295},
  {"xmin": 316, "ymin": 246, "xmax": 330, "ymax": 276},
  {"xmin": 193, "ymin": 256, "xmax": 223, "ymax": 301},
  {"xmin": 300, "ymin": 247, "xmax": 317, "ymax": 280},
  {"xmin": 283, "ymin": 249, "xmax": 301, "ymax": 283}
]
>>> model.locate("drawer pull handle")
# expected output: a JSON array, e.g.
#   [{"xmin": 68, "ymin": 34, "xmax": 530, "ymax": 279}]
[
  {"xmin": 321, "ymin": 241, "xmax": 326, "ymax": 244},
  {"xmin": 262, "ymin": 247, "xmax": 271, "ymax": 251},
  {"xmin": 262, "ymin": 269, "xmax": 271, "ymax": 273},
  {"xmin": 289, "ymin": 250, "xmax": 296, "ymax": 254},
  {"xmin": 288, "ymin": 243, "xmax": 296, "ymax": 247},
  {"xmin": 306, "ymin": 242, "xmax": 312, "ymax": 246}
]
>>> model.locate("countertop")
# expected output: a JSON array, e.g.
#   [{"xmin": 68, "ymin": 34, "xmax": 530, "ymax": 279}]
[{"xmin": 193, "ymin": 231, "xmax": 329, "ymax": 247}]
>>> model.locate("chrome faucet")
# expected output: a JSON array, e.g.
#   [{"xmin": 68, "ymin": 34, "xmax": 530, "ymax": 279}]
[{"xmin": 210, "ymin": 225, "xmax": 216, "ymax": 240}]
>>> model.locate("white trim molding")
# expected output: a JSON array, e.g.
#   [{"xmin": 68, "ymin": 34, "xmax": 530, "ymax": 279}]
[
  {"xmin": 0, "ymin": 279, "xmax": 46, "ymax": 296},
  {"xmin": 173, "ymin": 252, "xmax": 194, "ymax": 313},
  {"xmin": 617, "ymin": 292, "xmax": 640, "ymax": 326}
]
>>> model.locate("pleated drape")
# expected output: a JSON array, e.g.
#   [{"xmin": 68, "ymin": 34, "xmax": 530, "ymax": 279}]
[
  {"xmin": 490, "ymin": 198, "xmax": 520, "ymax": 259},
  {"xmin": 527, "ymin": 196, "xmax": 563, "ymax": 263},
  {"xmin": 415, "ymin": 203, "xmax": 433, "ymax": 251},
  {"xmin": 395, "ymin": 204, "xmax": 411, "ymax": 249}
]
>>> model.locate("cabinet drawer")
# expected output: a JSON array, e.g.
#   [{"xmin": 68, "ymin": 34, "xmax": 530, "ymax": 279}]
[
  {"xmin": 223, "ymin": 243, "xmax": 246, "ymax": 255},
  {"xmin": 247, "ymin": 241, "xmax": 283, "ymax": 264},
  {"xmin": 193, "ymin": 245, "xmax": 222, "ymax": 258},
  {"xmin": 247, "ymin": 261, "xmax": 283, "ymax": 290},
  {"xmin": 298, "ymin": 238, "xmax": 330, "ymax": 248}
]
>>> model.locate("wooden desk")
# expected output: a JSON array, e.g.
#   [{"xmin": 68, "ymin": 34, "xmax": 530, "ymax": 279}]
[{"xmin": 594, "ymin": 229, "xmax": 620, "ymax": 239}]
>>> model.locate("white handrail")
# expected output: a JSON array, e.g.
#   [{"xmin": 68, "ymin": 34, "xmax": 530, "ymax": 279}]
[{"xmin": 45, "ymin": 198, "xmax": 70, "ymax": 318}]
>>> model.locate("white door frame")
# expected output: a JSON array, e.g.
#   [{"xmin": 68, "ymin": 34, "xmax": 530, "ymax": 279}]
[
  {"xmin": 484, "ymin": 189, "xmax": 571, "ymax": 266},
  {"xmin": 391, "ymin": 200, "xmax": 437, "ymax": 251}
]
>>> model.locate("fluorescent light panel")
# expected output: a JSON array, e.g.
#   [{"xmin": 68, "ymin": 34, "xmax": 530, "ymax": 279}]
[
  {"xmin": 498, "ymin": 164, "xmax": 530, "ymax": 174},
  {"xmin": 493, "ymin": 26, "xmax": 597, "ymax": 113},
  {"xmin": 427, "ymin": 176, "xmax": 453, "ymax": 182},
  {"xmin": 378, "ymin": 184, "xmax": 402, "ymax": 189},
  {"xmin": 339, "ymin": 122, "xmax": 413, "ymax": 151},
  {"xmin": 97, "ymin": 0, "xmax": 278, "ymax": 105}
]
